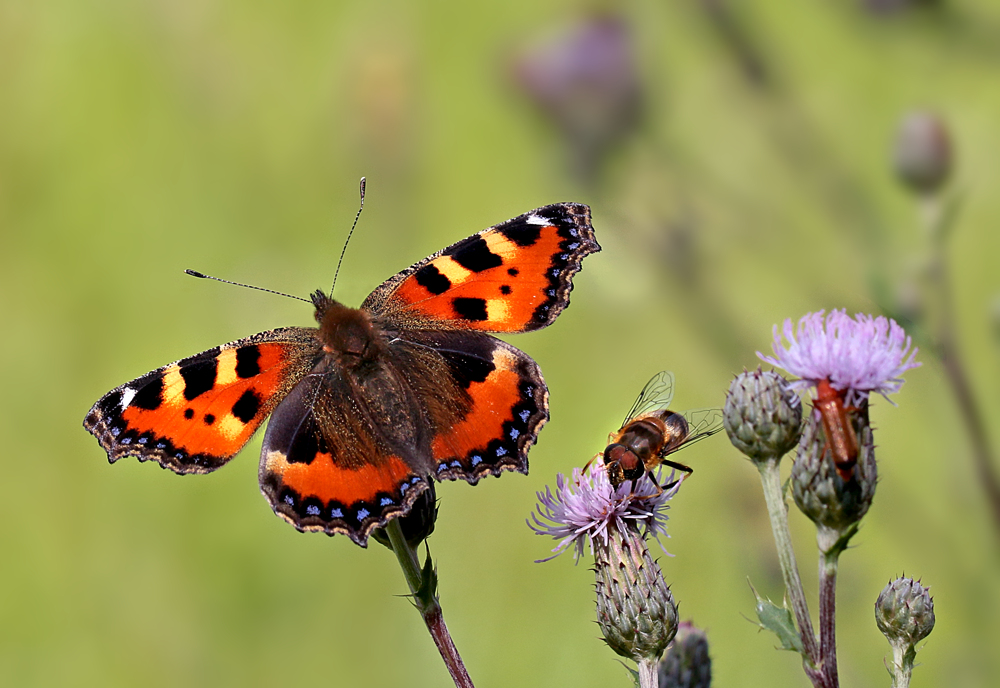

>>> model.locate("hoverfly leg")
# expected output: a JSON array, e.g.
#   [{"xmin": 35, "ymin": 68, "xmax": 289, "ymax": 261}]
[{"xmin": 658, "ymin": 459, "xmax": 694, "ymax": 491}]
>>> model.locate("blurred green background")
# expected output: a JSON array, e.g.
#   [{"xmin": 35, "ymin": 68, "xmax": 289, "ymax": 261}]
[{"xmin": 3, "ymin": 0, "xmax": 1000, "ymax": 686}]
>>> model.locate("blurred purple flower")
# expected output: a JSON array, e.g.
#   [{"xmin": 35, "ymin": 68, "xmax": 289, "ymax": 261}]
[
  {"xmin": 758, "ymin": 310, "xmax": 920, "ymax": 406},
  {"xmin": 529, "ymin": 459, "xmax": 680, "ymax": 562},
  {"xmin": 512, "ymin": 15, "xmax": 642, "ymax": 180}
]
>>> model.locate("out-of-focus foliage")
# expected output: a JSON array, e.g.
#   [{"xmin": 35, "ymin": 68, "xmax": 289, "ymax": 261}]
[{"xmin": 2, "ymin": 1, "xmax": 999, "ymax": 686}]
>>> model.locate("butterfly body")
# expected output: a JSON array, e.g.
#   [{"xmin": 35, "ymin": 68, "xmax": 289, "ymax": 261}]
[
  {"xmin": 814, "ymin": 378, "xmax": 858, "ymax": 482},
  {"xmin": 85, "ymin": 202, "xmax": 599, "ymax": 545},
  {"xmin": 602, "ymin": 371, "xmax": 722, "ymax": 489}
]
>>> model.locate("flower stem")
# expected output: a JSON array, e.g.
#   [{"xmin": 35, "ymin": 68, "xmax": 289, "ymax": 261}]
[
  {"xmin": 757, "ymin": 458, "xmax": 824, "ymax": 685},
  {"xmin": 638, "ymin": 658, "xmax": 659, "ymax": 688},
  {"xmin": 888, "ymin": 642, "xmax": 914, "ymax": 688},
  {"xmin": 922, "ymin": 194, "xmax": 1000, "ymax": 540},
  {"xmin": 817, "ymin": 531, "xmax": 840, "ymax": 688},
  {"xmin": 385, "ymin": 520, "xmax": 474, "ymax": 688}
]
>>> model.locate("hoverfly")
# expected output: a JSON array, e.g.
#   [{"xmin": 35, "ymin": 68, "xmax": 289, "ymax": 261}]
[{"xmin": 601, "ymin": 371, "xmax": 723, "ymax": 491}]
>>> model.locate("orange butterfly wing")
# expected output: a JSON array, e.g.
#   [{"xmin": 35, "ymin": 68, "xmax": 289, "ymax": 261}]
[
  {"xmin": 84, "ymin": 328, "xmax": 319, "ymax": 474},
  {"xmin": 362, "ymin": 203, "xmax": 598, "ymax": 333}
]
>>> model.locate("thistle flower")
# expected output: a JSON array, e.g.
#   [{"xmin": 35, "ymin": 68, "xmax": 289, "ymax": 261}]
[
  {"xmin": 657, "ymin": 621, "xmax": 712, "ymax": 688},
  {"xmin": 792, "ymin": 405, "xmax": 877, "ymax": 542},
  {"xmin": 512, "ymin": 15, "xmax": 642, "ymax": 182},
  {"xmin": 529, "ymin": 459, "xmax": 679, "ymax": 561},
  {"xmin": 876, "ymin": 577, "xmax": 935, "ymax": 648},
  {"xmin": 758, "ymin": 310, "xmax": 920, "ymax": 407},
  {"xmin": 876, "ymin": 577, "xmax": 935, "ymax": 687},
  {"xmin": 724, "ymin": 368, "xmax": 802, "ymax": 464},
  {"xmin": 893, "ymin": 111, "xmax": 953, "ymax": 196},
  {"xmin": 531, "ymin": 460, "xmax": 681, "ymax": 677}
]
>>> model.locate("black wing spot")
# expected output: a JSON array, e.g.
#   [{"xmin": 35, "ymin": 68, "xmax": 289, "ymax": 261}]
[
  {"xmin": 183, "ymin": 408, "xmax": 194, "ymax": 419},
  {"xmin": 499, "ymin": 222, "xmax": 542, "ymax": 247},
  {"xmin": 500, "ymin": 284, "xmax": 512, "ymax": 295},
  {"xmin": 449, "ymin": 236, "xmax": 503, "ymax": 273},
  {"xmin": 235, "ymin": 345, "xmax": 262, "ymax": 378},
  {"xmin": 452, "ymin": 297, "xmax": 489, "ymax": 321},
  {"xmin": 415, "ymin": 264, "xmax": 452, "ymax": 295},
  {"xmin": 131, "ymin": 376, "xmax": 164, "ymax": 411},
  {"xmin": 204, "ymin": 413, "xmax": 216, "ymax": 425},
  {"xmin": 180, "ymin": 358, "xmax": 218, "ymax": 401},
  {"xmin": 439, "ymin": 348, "xmax": 495, "ymax": 389},
  {"xmin": 507, "ymin": 267, "xmax": 519, "ymax": 276},
  {"xmin": 232, "ymin": 389, "xmax": 261, "ymax": 423}
]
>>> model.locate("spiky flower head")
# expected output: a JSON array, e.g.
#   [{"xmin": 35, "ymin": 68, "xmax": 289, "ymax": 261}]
[
  {"xmin": 657, "ymin": 621, "xmax": 712, "ymax": 688},
  {"xmin": 724, "ymin": 368, "xmax": 802, "ymax": 464},
  {"xmin": 876, "ymin": 577, "xmax": 936, "ymax": 648},
  {"xmin": 529, "ymin": 459, "xmax": 679, "ymax": 561},
  {"xmin": 758, "ymin": 310, "xmax": 920, "ymax": 406},
  {"xmin": 594, "ymin": 521, "xmax": 679, "ymax": 663},
  {"xmin": 531, "ymin": 461, "xmax": 681, "ymax": 664},
  {"xmin": 792, "ymin": 405, "xmax": 877, "ymax": 546}
]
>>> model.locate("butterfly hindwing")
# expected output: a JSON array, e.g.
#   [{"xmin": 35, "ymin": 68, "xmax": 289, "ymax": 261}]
[
  {"xmin": 258, "ymin": 358, "xmax": 432, "ymax": 545},
  {"xmin": 404, "ymin": 330, "xmax": 548, "ymax": 482},
  {"xmin": 362, "ymin": 202, "xmax": 599, "ymax": 333},
  {"xmin": 84, "ymin": 328, "xmax": 320, "ymax": 474}
]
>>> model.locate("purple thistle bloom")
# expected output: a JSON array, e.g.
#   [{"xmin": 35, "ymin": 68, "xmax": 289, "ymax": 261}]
[
  {"xmin": 758, "ymin": 310, "xmax": 920, "ymax": 406},
  {"xmin": 529, "ymin": 459, "xmax": 680, "ymax": 562}
]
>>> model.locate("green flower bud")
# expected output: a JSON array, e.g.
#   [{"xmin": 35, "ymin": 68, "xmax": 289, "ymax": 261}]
[
  {"xmin": 657, "ymin": 621, "xmax": 712, "ymax": 688},
  {"xmin": 791, "ymin": 405, "xmax": 877, "ymax": 544},
  {"xmin": 893, "ymin": 112, "xmax": 952, "ymax": 195},
  {"xmin": 724, "ymin": 368, "xmax": 802, "ymax": 464},
  {"xmin": 594, "ymin": 523, "xmax": 678, "ymax": 662},
  {"xmin": 876, "ymin": 577, "xmax": 935, "ymax": 647}
]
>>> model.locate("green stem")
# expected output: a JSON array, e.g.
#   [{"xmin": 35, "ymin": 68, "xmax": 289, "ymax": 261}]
[
  {"xmin": 757, "ymin": 458, "xmax": 824, "ymax": 685},
  {"xmin": 385, "ymin": 520, "xmax": 474, "ymax": 688},
  {"xmin": 638, "ymin": 658, "xmax": 659, "ymax": 688},
  {"xmin": 922, "ymin": 193, "xmax": 1000, "ymax": 540},
  {"xmin": 889, "ymin": 642, "xmax": 915, "ymax": 688},
  {"xmin": 817, "ymin": 529, "xmax": 840, "ymax": 688}
]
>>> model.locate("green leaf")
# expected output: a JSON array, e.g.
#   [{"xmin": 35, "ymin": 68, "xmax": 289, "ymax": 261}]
[{"xmin": 750, "ymin": 584, "xmax": 804, "ymax": 653}]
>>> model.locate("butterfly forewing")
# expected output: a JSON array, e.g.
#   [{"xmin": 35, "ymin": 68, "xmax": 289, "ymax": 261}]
[{"xmin": 363, "ymin": 203, "xmax": 599, "ymax": 334}]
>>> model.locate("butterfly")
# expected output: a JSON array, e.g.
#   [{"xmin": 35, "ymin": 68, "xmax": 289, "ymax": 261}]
[
  {"xmin": 84, "ymin": 202, "xmax": 599, "ymax": 546},
  {"xmin": 602, "ymin": 371, "xmax": 723, "ymax": 490}
]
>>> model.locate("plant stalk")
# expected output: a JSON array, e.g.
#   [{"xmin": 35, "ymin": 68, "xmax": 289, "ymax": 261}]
[
  {"xmin": 386, "ymin": 520, "xmax": 474, "ymax": 688},
  {"xmin": 818, "ymin": 534, "xmax": 840, "ymax": 688},
  {"xmin": 922, "ymin": 193, "xmax": 1000, "ymax": 540},
  {"xmin": 638, "ymin": 658, "xmax": 659, "ymax": 688},
  {"xmin": 757, "ymin": 458, "xmax": 825, "ymax": 687}
]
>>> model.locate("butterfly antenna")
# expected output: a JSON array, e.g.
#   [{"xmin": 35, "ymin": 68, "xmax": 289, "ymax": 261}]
[
  {"xmin": 185, "ymin": 270, "xmax": 311, "ymax": 303},
  {"xmin": 330, "ymin": 176, "xmax": 366, "ymax": 297}
]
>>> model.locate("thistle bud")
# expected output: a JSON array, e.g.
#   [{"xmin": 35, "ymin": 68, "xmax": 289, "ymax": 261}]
[
  {"xmin": 876, "ymin": 577, "xmax": 935, "ymax": 647},
  {"xmin": 657, "ymin": 621, "xmax": 712, "ymax": 688},
  {"xmin": 893, "ymin": 112, "xmax": 952, "ymax": 195},
  {"xmin": 724, "ymin": 368, "xmax": 802, "ymax": 464},
  {"xmin": 594, "ymin": 523, "xmax": 678, "ymax": 662},
  {"xmin": 791, "ymin": 406, "xmax": 877, "ymax": 545},
  {"xmin": 371, "ymin": 483, "xmax": 438, "ymax": 550}
]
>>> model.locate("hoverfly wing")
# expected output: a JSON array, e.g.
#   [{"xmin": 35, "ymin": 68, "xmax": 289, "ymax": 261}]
[
  {"xmin": 621, "ymin": 371, "xmax": 675, "ymax": 428},
  {"xmin": 675, "ymin": 408, "xmax": 725, "ymax": 450}
]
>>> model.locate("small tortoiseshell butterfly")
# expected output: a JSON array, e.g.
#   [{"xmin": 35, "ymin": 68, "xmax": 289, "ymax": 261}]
[{"xmin": 84, "ymin": 203, "xmax": 599, "ymax": 545}]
